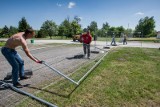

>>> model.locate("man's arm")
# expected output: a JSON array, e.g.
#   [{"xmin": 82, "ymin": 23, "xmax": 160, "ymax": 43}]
[{"xmin": 21, "ymin": 40, "xmax": 39, "ymax": 63}]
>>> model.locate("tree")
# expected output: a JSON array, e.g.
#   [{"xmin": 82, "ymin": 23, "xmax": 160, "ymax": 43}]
[
  {"xmin": 0, "ymin": 28, "xmax": 2, "ymax": 34},
  {"xmin": 88, "ymin": 21, "xmax": 98, "ymax": 36},
  {"xmin": 83, "ymin": 28, "xmax": 88, "ymax": 32},
  {"xmin": 74, "ymin": 16, "xmax": 81, "ymax": 24},
  {"xmin": 126, "ymin": 28, "xmax": 133, "ymax": 37},
  {"xmin": 116, "ymin": 26, "xmax": 125, "ymax": 37},
  {"xmin": 18, "ymin": 17, "xmax": 31, "ymax": 32},
  {"xmin": 102, "ymin": 22, "xmax": 110, "ymax": 31},
  {"xmin": 9, "ymin": 26, "xmax": 18, "ymax": 37},
  {"xmin": 135, "ymin": 16, "xmax": 155, "ymax": 37},
  {"xmin": 97, "ymin": 29, "xmax": 105, "ymax": 37},
  {"xmin": 40, "ymin": 20, "xmax": 57, "ymax": 39},
  {"xmin": 108, "ymin": 27, "xmax": 116, "ymax": 37},
  {"xmin": 0, "ymin": 25, "xmax": 9, "ymax": 38},
  {"xmin": 60, "ymin": 19, "xmax": 72, "ymax": 38},
  {"xmin": 37, "ymin": 29, "xmax": 46, "ymax": 38},
  {"xmin": 71, "ymin": 20, "xmax": 81, "ymax": 35},
  {"xmin": 101, "ymin": 22, "xmax": 110, "ymax": 37}
]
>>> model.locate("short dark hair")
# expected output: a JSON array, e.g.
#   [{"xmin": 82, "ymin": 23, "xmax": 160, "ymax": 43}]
[{"xmin": 25, "ymin": 28, "xmax": 34, "ymax": 34}]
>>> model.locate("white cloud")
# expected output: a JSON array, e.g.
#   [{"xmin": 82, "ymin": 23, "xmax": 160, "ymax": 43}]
[
  {"xmin": 135, "ymin": 12, "xmax": 144, "ymax": 15},
  {"xmin": 56, "ymin": 3, "xmax": 62, "ymax": 7},
  {"xmin": 68, "ymin": 2, "xmax": 76, "ymax": 8}
]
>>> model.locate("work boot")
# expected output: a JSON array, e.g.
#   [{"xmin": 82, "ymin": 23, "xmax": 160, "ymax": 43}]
[
  {"xmin": 13, "ymin": 82, "xmax": 23, "ymax": 88},
  {"xmin": 20, "ymin": 75, "xmax": 30, "ymax": 80}
]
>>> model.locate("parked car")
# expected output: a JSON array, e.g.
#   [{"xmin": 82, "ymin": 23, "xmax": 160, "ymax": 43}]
[{"xmin": 73, "ymin": 34, "xmax": 82, "ymax": 42}]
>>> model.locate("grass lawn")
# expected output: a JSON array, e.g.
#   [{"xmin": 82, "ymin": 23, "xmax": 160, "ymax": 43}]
[
  {"xmin": 0, "ymin": 42, "xmax": 5, "ymax": 47},
  {"xmin": 97, "ymin": 37, "xmax": 160, "ymax": 43},
  {"xmin": 17, "ymin": 47, "xmax": 160, "ymax": 107},
  {"xmin": 128, "ymin": 37, "xmax": 160, "ymax": 42}
]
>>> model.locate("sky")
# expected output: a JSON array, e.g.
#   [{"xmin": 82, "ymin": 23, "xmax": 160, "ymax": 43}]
[{"xmin": 0, "ymin": 0, "xmax": 160, "ymax": 31}]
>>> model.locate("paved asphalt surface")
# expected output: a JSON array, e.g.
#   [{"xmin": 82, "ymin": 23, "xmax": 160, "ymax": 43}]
[{"xmin": 0, "ymin": 39, "xmax": 159, "ymax": 107}]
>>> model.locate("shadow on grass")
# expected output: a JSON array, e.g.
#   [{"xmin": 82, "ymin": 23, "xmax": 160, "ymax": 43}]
[{"xmin": 26, "ymin": 71, "xmax": 90, "ymax": 99}]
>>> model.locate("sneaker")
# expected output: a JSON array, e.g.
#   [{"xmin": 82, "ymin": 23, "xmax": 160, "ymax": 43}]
[
  {"xmin": 20, "ymin": 75, "xmax": 30, "ymax": 80},
  {"xmin": 13, "ymin": 82, "xmax": 23, "ymax": 88}
]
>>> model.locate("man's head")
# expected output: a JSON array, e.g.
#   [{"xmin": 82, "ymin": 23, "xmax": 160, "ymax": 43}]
[{"xmin": 24, "ymin": 28, "xmax": 35, "ymax": 39}]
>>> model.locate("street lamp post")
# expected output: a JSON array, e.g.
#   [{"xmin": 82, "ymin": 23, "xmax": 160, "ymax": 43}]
[
  {"xmin": 138, "ymin": 32, "xmax": 142, "ymax": 47},
  {"xmin": 103, "ymin": 31, "xmax": 110, "ymax": 49}
]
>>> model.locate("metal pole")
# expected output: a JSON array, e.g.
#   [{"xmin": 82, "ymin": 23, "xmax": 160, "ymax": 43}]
[
  {"xmin": 0, "ymin": 81, "xmax": 57, "ymax": 107},
  {"xmin": 42, "ymin": 62, "xmax": 78, "ymax": 85},
  {"xmin": 21, "ymin": 50, "xmax": 78, "ymax": 85},
  {"xmin": 77, "ymin": 51, "xmax": 108, "ymax": 84},
  {"xmin": 106, "ymin": 32, "xmax": 108, "ymax": 46}
]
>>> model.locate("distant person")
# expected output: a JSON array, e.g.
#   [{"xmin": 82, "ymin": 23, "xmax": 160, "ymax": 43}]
[
  {"xmin": 1, "ymin": 28, "xmax": 42, "ymax": 88},
  {"xmin": 81, "ymin": 30, "xmax": 92, "ymax": 59},
  {"xmin": 93, "ymin": 34, "xmax": 97, "ymax": 48},
  {"xmin": 93, "ymin": 34, "xmax": 97, "ymax": 41},
  {"xmin": 123, "ymin": 34, "xmax": 127, "ymax": 45},
  {"xmin": 111, "ymin": 34, "xmax": 116, "ymax": 46}
]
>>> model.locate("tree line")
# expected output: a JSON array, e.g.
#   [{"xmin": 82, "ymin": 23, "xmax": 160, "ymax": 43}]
[{"xmin": 0, "ymin": 16, "xmax": 157, "ymax": 38}]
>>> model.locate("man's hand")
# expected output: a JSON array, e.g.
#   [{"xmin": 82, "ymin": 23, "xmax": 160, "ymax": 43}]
[{"xmin": 36, "ymin": 60, "xmax": 43, "ymax": 64}]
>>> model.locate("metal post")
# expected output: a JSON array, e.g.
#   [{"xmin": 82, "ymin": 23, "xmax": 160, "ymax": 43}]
[
  {"xmin": 77, "ymin": 51, "xmax": 108, "ymax": 84},
  {"xmin": 42, "ymin": 61, "xmax": 78, "ymax": 85},
  {"xmin": 106, "ymin": 32, "xmax": 108, "ymax": 46},
  {"xmin": 9, "ymin": 84, "xmax": 58, "ymax": 107},
  {"xmin": 0, "ymin": 81, "xmax": 57, "ymax": 107}
]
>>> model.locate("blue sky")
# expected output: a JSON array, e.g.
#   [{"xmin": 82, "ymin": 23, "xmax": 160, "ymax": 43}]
[{"xmin": 0, "ymin": 0, "xmax": 160, "ymax": 31}]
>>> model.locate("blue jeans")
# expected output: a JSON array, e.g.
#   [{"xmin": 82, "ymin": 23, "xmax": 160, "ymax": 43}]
[
  {"xmin": 1, "ymin": 47, "xmax": 24, "ymax": 84},
  {"xmin": 123, "ymin": 39, "xmax": 127, "ymax": 45},
  {"xmin": 111, "ymin": 38, "xmax": 116, "ymax": 45},
  {"xmin": 83, "ymin": 43, "xmax": 90, "ymax": 57}
]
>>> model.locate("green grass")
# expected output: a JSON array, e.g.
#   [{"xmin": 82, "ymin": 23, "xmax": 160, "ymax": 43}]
[
  {"xmin": 17, "ymin": 47, "xmax": 160, "ymax": 107},
  {"xmin": 128, "ymin": 37, "xmax": 160, "ymax": 42},
  {"xmin": 97, "ymin": 37, "xmax": 160, "ymax": 42},
  {"xmin": 0, "ymin": 42, "xmax": 5, "ymax": 46},
  {"xmin": 97, "ymin": 37, "xmax": 121, "ymax": 41}
]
